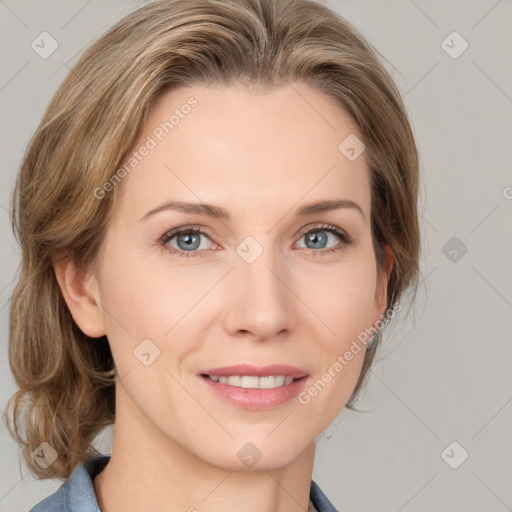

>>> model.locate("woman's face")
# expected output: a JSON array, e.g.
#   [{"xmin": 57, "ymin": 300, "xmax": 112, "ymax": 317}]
[{"xmin": 88, "ymin": 82, "xmax": 391, "ymax": 470}]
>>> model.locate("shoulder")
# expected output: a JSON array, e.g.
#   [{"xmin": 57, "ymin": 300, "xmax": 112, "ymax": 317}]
[
  {"xmin": 28, "ymin": 453, "xmax": 111, "ymax": 512},
  {"xmin": 28, "ymin": 489, "xmax": 65, "ymax": 512},
  {"xmin": 310, "ymin": 479, "xmax": 340, "ymax": 512}
]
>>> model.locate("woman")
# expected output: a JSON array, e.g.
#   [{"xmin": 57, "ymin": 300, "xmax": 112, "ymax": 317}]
[{"xmin": 4, "ymin": 0, "xmax": 420, "ymax": 510}]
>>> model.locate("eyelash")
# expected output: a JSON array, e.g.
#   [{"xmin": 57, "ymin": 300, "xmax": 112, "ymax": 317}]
[{"xmin": 158, "ymin": 223, "xmax": 354, "ymax": 259}]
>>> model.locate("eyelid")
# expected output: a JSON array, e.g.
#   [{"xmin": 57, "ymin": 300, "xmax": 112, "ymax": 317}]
[
  {"xmin": 294, "ymin": 223, "xmax": 352, "ymax": 242},
  {"xmin": 159, "ymin": 224, "xmax": 218, "ymax": 245}
]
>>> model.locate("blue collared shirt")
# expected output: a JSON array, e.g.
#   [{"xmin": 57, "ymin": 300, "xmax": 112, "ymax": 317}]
[{"xmin": 29, "ymin": 453, "xmax": 339, "ymax": 511}]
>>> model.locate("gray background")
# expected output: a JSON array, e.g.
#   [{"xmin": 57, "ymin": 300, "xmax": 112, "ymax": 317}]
[{"xmin": 1, "ymin": 1, "xmax": 511, "ymax": 511}]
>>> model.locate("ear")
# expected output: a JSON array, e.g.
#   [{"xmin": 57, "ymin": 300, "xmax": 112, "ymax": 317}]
[
  {"xmin": 375, "ymin": 244, "xmax": 394, "ymax": 316},
  {"xmin": 53, "ymin": 255, "xmax": 106, "ymax": 338}
]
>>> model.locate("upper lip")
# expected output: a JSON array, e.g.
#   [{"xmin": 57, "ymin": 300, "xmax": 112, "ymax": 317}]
[{"xmin": 199, "ymin": 364, "xmax": 309, "ymax": 379}]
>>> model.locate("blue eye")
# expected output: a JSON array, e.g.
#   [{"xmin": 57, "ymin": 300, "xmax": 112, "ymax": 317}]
[
  {"xmin": 296, "ymin": 226, "xmax": 352, "ymax": 252},
  {"xmin": 160, "ymin": 227, "xmax": 215, "ymax": 257},
  {"xmin": 159, "ymin": 223, "xmax": 353, "ymax": 258}
]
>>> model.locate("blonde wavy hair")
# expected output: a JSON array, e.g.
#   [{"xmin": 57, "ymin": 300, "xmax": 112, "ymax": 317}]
[{"xmin": 4, "ymin": 0, "xmax": 421, "ymax": 481}]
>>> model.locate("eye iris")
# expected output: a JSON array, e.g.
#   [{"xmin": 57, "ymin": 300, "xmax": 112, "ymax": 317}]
[
  {"xmin": 178, "ymin": 232, "xmax": 200, "ymax": 251},
  {"xmin": 305, "ymin": 231, "xmax": 327, "ymax": 249}
]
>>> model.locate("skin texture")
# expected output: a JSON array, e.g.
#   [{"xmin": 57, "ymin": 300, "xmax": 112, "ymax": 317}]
[{"xmin": 54, "ymin": 81, "xmax": 393, "ymax": 512}]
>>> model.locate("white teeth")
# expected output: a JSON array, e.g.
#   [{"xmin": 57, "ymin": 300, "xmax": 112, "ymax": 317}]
[
  {"xmin": 258, "ymin": 376, "xmax": 278, "ymax": 389},
  {"xmin": 240, "ymin": 376, "xmax": 258, "ymax": 388},
  {"xmin": 207, "ymin": 375, "xmax": 295, "ymax": 389}
]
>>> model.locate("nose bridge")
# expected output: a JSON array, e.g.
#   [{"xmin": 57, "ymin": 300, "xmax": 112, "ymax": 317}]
[{"xmin": 226, "ymin": 235, "xmax": 296, "ymax": 338}]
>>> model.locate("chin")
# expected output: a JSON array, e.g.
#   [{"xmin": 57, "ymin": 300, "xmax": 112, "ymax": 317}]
[{"xmin": 202, "ymin": 438, "xmax": 310, "ymax": 473}]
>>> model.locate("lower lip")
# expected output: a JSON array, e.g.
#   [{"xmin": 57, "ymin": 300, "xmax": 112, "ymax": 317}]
[{"xmin": 199, "ymin": 375, "xmax": 309, "ymax": 410}]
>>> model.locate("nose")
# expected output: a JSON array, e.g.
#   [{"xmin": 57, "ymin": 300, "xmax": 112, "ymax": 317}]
[{"xmin": 222, "ymin": 243, "xmax": 298, "ymax": 342}]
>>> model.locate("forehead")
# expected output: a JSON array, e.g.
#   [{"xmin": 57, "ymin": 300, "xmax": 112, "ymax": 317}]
[{"xmin": 113, "ymin": 82, "xmax": 371, "ymax": 224}]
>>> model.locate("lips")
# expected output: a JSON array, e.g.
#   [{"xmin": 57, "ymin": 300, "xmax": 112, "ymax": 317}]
[
  {"xmin": 198, "ymin": 364, "xmax": 309, "ymax": 379},
  {"xmin": 197, "ymin": 364, "xmax": 310, "ymax": 409},
  {"xmin": 198, "ymin": 367, "xmax": 309, "ymax": 410}
]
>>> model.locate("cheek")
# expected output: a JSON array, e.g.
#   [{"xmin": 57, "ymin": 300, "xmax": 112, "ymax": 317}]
[
  {"xmin": 297, "ymin": 265, "xmax": 374, "ymax": 421},
  {"xmin": 96, "ymin": 246, "xmax": 210, "ymax": 371},
  {"xmin": 295, "ymin": 247, "xmax": 377, "ymax": 405},
  {"xmin": 99, "ymin": 239, "xmax": 182, "ymax": 321},
  {"xmin": 298, "ymin": 250, "xmax": 378, "ymax": 341},
  {"xmin": 95, "ymin": 255, "xmax": 197, "ymax": 415}
]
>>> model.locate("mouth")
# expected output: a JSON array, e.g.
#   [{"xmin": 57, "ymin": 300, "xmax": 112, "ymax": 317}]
[{"xmin": 197, "ymin": 364, "xmax": 310, "ymax": 410}]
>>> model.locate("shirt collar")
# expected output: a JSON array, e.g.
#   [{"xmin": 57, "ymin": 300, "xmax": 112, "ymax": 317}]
[{"xmin": 64, "ymin": 453, "xmax": 109, "ymax": 512}]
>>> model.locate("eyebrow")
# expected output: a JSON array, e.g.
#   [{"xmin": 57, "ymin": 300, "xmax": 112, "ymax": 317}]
[{"xmin": 140, "ymin": 198, "xmax": 365, "ymax": 221}]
